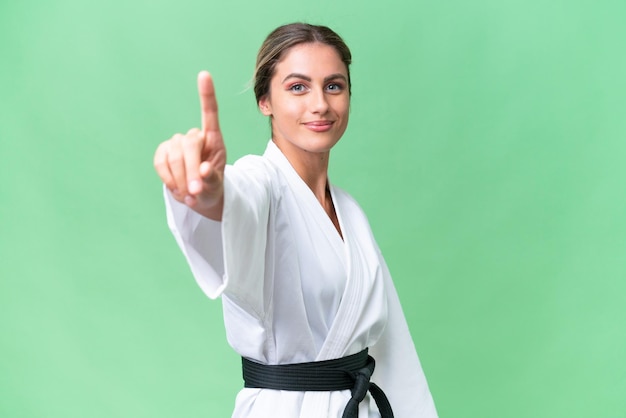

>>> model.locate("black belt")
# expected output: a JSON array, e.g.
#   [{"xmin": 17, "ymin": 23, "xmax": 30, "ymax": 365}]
[{"xmin": 242, "ymin": 348, "xmax": 394, "ymax": 418}]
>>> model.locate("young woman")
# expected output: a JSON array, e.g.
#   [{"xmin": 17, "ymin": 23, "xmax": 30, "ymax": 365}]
[{"xmin": 154, "ymin": 23, "xmax": 437, "ymax": 418}]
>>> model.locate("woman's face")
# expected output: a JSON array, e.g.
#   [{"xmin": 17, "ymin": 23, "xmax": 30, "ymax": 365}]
[{"xmin": 259, "ymin": 42, "xmax": 350, "ymax": 158}]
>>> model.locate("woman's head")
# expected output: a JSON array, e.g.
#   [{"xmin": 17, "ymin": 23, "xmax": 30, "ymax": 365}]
[{"xmin": 253, "ymin": 23, "xmax": 352, "ymax": 105}]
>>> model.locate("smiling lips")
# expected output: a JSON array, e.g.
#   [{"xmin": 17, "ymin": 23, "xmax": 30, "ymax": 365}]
[{"xmin": 303, "ymin": 120, "xmax": 334, "ymax": 132}]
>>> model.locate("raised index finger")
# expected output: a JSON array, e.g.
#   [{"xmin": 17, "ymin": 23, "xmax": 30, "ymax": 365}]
[{"xmin": 198, "ymin": 71, "xmax": 220, "ymax": 133}]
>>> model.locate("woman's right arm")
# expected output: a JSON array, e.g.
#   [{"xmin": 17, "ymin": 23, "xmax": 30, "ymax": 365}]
[
  {"xmin": 154, "ymin": 72, "xmax": 271, "ymax": 309},
  {"xmin": 153, "ymin": 71, "xmax": 226, "ymax": 221}
]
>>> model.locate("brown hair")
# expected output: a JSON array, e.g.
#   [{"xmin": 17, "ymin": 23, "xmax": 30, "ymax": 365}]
[{"xmin": 253, "ymin": 23, "xmax": 352, "ymax": 104}]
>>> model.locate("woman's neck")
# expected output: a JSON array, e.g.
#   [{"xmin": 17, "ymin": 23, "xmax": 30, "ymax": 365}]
[
  {"xmin": 273, "ymin": 139, "xmax": 331, "ymax": 203},
  {"xmin": 273, "ymin": 138, "xmax": 343, "ymax": 240}
]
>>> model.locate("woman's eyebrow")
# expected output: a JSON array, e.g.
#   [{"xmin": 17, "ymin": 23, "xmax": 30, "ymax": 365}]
[
  {"xmin": 324, "ymin": 74, "xmax": 348, "ymax": 83},
  {"xmin": 282, "ymin": 73, "xmax": 348, "ymax": 83},
  {"xmin": 282, "ymin": 73, "xmax": 311, "ymax": 83}
]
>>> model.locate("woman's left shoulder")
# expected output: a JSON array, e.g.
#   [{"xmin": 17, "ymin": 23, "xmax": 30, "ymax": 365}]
[
  {"xmin": 331, "ymin": 185, "xmax": 373, "ymax": 228},
  {"xmin": 331, "ymin": 185, "xmax": 364, "ymax": 211}
]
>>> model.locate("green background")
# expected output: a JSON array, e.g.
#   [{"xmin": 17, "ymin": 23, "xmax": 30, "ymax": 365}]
[{"xmin": 1, "ymin": 0, "xmax": 625, "ymax": 417}]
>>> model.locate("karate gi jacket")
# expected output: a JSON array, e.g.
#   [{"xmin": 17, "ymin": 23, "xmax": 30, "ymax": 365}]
[{"xmin": 165, "ymin": 140, "xmax": 438, "ymax": 418}]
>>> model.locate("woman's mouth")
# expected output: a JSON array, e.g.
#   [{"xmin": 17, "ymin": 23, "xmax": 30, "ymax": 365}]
[{"xmin": 303, "ymin": 120, "xmax": 334, "ymax": 132}]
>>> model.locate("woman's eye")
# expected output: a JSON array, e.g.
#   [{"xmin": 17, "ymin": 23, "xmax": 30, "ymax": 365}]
[
  {"xmin": 326, "ymin": 83, "xmax": 344, "ymax": 92},
  {"xmin": 289, "ymin": 84, "xmax": 306, "ymax": 92}
]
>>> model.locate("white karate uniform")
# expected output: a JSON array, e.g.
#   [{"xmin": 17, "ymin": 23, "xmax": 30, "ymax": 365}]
[{"xmin": 165, "ymin": 140, "xmax": 438, "ymax": 418}]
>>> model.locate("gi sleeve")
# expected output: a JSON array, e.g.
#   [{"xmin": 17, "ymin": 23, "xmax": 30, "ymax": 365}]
[
  {"xmin": 164, "ymin": 155, "xmax": 271, "ymax": 317},
  {"xmin": 369, "ymin": 251, "xmax": 439, "ymax": 418}
]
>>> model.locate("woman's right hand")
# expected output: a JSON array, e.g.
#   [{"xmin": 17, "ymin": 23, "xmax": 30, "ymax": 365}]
[{"xmin": 153, "ymin": 71, "xmax": 226, "ymax": 221}]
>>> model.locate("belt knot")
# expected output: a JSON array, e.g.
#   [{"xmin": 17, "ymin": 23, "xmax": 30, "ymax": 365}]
[{"xmin": 342, "ymin": 356, "xmax": 393, "ymax": 418}]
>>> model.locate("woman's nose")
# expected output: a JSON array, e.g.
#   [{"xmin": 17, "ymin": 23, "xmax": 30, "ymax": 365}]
[{"xmin": 309, "ymin": 88, "xmax": 329, "ymax": 114}]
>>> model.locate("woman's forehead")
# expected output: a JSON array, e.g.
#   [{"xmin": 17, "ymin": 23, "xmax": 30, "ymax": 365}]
[{"xmin": 273, "ymin": 43, "xmax": 348, "ymax": 79}]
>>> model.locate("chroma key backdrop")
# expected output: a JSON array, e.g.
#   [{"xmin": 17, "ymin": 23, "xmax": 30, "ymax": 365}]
[{"xmin": 1, "ymin": 0, "xmax": 625, "ymax": 417}]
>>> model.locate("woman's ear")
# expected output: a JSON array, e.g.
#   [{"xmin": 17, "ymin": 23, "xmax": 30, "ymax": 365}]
[{"xmin": 258, "ymin": 96, "xmax": 272, "ymax": 116}]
